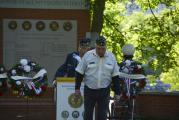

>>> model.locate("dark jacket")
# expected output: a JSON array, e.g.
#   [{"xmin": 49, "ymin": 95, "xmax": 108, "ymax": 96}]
[
  {"xmin": 54, "ymin": 52, "xmax": 80, "ymax": 78},
  {"xmin": 118, "ymin": 59, "xmax": 146, "ymax": 96}
]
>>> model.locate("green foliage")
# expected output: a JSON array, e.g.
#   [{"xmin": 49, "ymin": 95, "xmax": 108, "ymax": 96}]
[
  {"xmin": 137, "ymin": 0, "xmax": 176, "ymax": 10},
  {"xmin": 135, "ymin": 9, "xmax": 179, "ymax": 76},
  {"xmin": 161, "ymin": 42, "xmax": 179, "ymax": 90},
  {"xmin": 161, "ymin": 67, "xmax": 179, "ymax": 91},
  {"xmin": 102, "ymin": 1, "xmax": 126, "ymax": 61},
  {"xmin": 101, "ymin": 0, "xmax": 179, "ymax": 90}
]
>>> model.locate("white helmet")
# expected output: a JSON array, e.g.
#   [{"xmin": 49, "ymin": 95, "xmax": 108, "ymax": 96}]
[{"xmin": 122, "ymin": 44, "xmax": 135, "ymax": 55}]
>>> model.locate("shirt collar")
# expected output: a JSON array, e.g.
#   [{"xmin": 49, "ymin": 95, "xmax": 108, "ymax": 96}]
[{"xmin": 93, "ymin": 49, "xmax": 108, "ymax": 57}]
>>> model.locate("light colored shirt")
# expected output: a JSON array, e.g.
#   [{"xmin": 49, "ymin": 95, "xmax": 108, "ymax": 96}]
[{"xmin": 75, "ymin": 49, "xmax": 119, "ymax": 89}]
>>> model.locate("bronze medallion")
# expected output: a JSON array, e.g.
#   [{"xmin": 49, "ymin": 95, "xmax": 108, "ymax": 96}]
[
  {"xmin": 49, "ymin": 21, "xmax": 59, "ymax": 31},
  {"xmin": 63, "ymin": 21, "xmax": 72, "ymax": 31},
  {"xmin": 22, "ymin": 21, "xmax": 32, "ymax": 31},
  {"xmin": 68, "ymin": 93, "xmax": 83, "ymax": 108},
  {"xmin": 36, "ymin": 21, "xmax": 45, "ymax": 31},
  {"xmin": 8, "ymin": 21, "xmax": 17, "ymax": 30}
]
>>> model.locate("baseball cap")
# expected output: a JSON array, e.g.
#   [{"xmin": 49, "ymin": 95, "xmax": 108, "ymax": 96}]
[
  {"xmin": 96, "ymin": 36, "xmax": 106, "ymax": 46},
  {"xmin": 79, "ymin": 38, "xmax": 91, "ymax": 47}
]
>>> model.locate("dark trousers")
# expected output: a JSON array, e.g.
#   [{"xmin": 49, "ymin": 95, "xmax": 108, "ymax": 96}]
[{"xmin": 84, "ymin": 86, "xmax": 110, "ymax": 120}]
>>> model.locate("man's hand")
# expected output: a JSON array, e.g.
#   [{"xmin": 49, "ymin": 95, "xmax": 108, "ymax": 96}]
[
  {"xmin": 74, "ymin": 89, "xmax": 81, "ymax": 103},
  {"xmin": 52, "ymin": 80, "xmax": 56, "ymax": 87},
  {"xmin": 114, "ymin": 94, "xmax": 122, "ymax": 101}
]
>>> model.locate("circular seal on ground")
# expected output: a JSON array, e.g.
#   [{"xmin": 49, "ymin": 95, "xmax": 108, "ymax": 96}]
[
  {"xmin": 8, "ymin": 21, "xmax": 17, "ymax": 30},
  {"xmin": 68, "ymin": 93, "xmax": 83, "ymax": 108},
  {"xmin": 36, "ymin": 21, "xmax": 45, "ymax": 31},
  {"xmin": 49, "ymin": 21, "xmax": 59, "ymax": 31},
  {"xmin": 63, "ymin": 21, "xmax": 72, "ymax": 31},
  {"xmin": 22, "ymin": 21, "xmax": 32, "ymax": 31}
]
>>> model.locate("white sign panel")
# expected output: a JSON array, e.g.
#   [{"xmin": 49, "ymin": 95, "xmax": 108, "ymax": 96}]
[
  {"xmin": 57, "ymin": 80, "xmax": 84, "ymax": 120},
  {"xmin": 3, "ymin": 19, "xmax": 77, "ymax": 82},
  {"xmin": 0, "ymin": 0, "xmax": 89, "ymax": 9}
]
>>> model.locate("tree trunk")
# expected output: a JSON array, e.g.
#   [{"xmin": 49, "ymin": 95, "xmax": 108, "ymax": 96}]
[{"xmin": 91, "ymin": 0, "xmax": 106, "ymax": 34}]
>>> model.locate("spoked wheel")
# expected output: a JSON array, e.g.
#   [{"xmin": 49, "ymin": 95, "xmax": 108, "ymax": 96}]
[
  {"xmin": 108, "ymin": 98, "xmax": 129, "ymax": 120},
  {"xmin": 124, "ymin": 98, "xmax": 138, "ymax": 120},
  {"xmin": 116, "ymin": 99, "xmax": 129, "ymax": 120}
]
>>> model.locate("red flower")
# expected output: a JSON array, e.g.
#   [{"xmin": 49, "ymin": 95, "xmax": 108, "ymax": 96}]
[
  {"xmin": 133, "ymin": 67, "xmax": 142, "ymax": 74},
  {"xmin": 139, "ymin": 80, "xmax": 146, "ymax": 88},
  {"xmin": 41, "ymin": 85, "xmax": 47, "ymax": 91},
  {"xmin": 35, "ymin": 94, "xmax": 41, "ymax": 97}
]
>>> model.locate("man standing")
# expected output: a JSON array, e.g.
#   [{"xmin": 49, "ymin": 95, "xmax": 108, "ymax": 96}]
[
  {"xmin": 118, "ymin": 44, "xmax": 146, "ymax": 96},
  {"xmin": 117, "ymin": 44, "xmax": 146, "ymax": 120},
  {"xmin": 75, "ymin": 36, "xmax": 121, "ymax": 120},
  {"xmin": 54, "ymin": 38, "xmax": 91, "ymax": 78},
  {"xmin": 53, "ymin": 38, "xmax": 91, "ymax": 103}
]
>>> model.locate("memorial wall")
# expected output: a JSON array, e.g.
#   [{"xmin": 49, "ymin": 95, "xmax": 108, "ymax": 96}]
[{"xmin": 0, "ymin": 0, "xmax": 90, "ymax": 83}]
